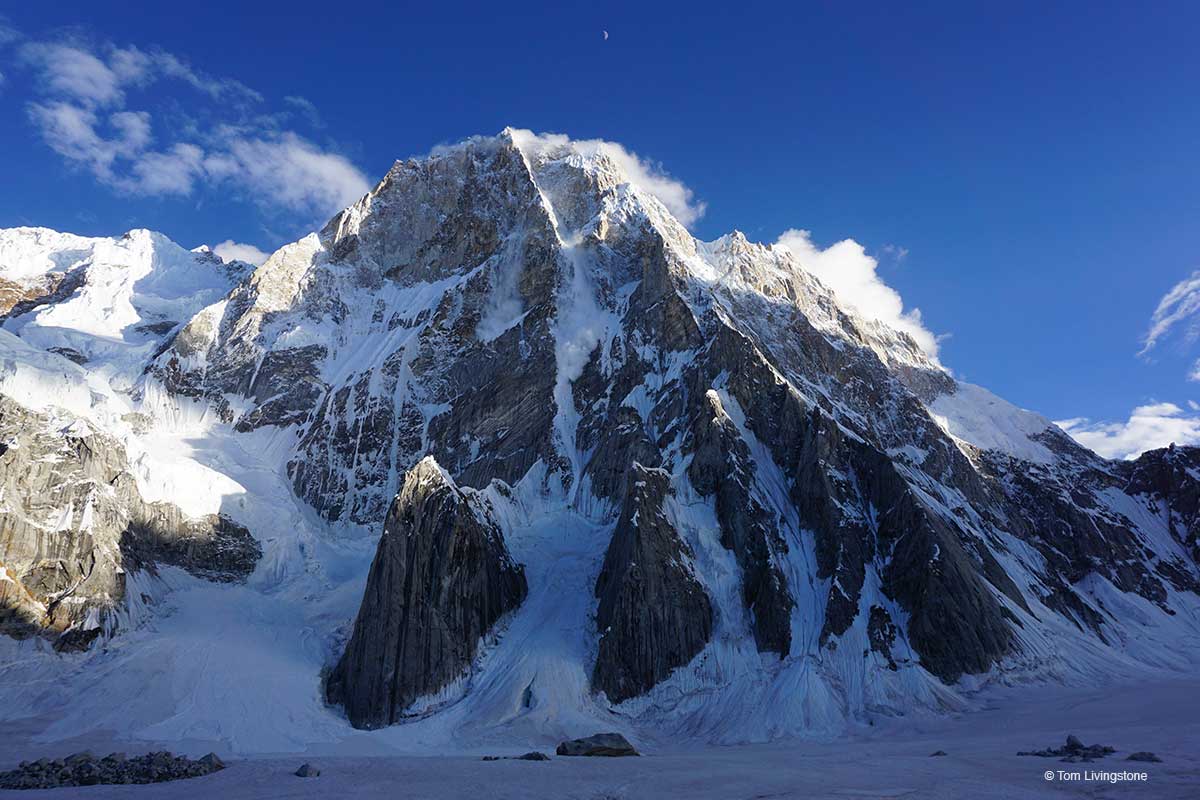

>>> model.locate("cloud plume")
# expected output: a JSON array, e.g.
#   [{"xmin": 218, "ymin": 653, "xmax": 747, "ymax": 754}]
[
  {"xmin": 773, "ymin": 229, "xmax": 939, "ymax": 359},
  {"xmin": 506, "ymin": 128, "xmax": 707, "ymax": 228}
]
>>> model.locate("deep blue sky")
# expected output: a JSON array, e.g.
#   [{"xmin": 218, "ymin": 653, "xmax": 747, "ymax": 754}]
[{"xmin": 2, "ymin": 1, "xmax": 1198, "ymax": 447}]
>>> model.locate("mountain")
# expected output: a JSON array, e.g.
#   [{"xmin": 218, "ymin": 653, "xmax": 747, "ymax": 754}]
[{"xmin": 0, "ymin": 130, "xmax": 1197, "ymax": 752}]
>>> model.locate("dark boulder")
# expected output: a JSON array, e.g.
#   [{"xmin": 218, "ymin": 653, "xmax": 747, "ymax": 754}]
[
  {"xmin": 0, "ymin": 750, "xmax": 225, "ymax": 789},
  {"xmin": 1018, "ymin": 735, "xmax": 1115, "ymax": 762},
  {"xmin": 482, "ymin": 751, "xmax": 550, "ymax": 761},
  {"xmin": 556, "ymin": 733, "xmax": 639, "ymax": 757}
]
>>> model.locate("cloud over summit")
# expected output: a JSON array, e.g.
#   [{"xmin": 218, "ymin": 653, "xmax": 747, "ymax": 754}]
[{"xmin": 774, "ymin": 229, "xmax": 940, "ymax": 360}]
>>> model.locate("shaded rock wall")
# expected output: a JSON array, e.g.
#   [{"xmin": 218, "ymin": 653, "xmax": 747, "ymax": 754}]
[{"xmin": 593, "ymin": 464, "xmax": 713, "ymax": 703}]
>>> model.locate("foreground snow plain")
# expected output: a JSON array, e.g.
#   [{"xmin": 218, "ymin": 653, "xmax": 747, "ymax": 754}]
[{"xmin": 0, "ymin": 677, "xmax": 1194, "ymax": 798}]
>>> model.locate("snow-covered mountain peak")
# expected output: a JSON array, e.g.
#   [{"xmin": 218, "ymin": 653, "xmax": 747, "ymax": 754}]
[
  {"xmin": 0, "ymin": 227, "xmax": 100, "ymax": 281},
  {"xmin": 2, "ymin": 129, "xmax": 1199, "ymax": 756}
]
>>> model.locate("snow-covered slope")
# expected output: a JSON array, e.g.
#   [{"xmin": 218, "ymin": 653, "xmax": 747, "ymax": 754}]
[{"xmin": 1, "ymin": 131, "xmax": 1198, "ymax": 757}]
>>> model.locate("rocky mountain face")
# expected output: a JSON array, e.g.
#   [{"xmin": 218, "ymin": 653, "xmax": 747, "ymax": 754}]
[
  {"xmin": 1, "ymin": 130, "xmax": 1199, "ymax": 744},
  {"xmin": 0, "ymin": 395, "xmax": 259, "ymax": 649},
  {"xmin": 0, "ymin": 228, "xmax": 260, "ymax": 649}
]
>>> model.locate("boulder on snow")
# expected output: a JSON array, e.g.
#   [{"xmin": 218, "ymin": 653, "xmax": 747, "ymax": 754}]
[
  {"xmin": 555, "ymin": 733, "xmax": 639, "ymax": 757},
  {"xmin": 1126, "ymin": 752, "xmax": 1163, "ymax": 763},
  {"xmin": 0, "ymin": 750, "xmax": 225, "ymax": 789},
  {"xmin": 482, "ymin": 752, "xmax": 550, "ymax": 762},
  {"xmin": 1017, "ymin": 735, "xmax": 1115, "ymax": 762},
  {"xmin": 294, "ymin": 762, "xmax": 320, "ymax": 777}
]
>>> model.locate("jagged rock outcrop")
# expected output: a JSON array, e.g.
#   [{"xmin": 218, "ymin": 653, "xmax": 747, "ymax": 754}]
[
  {"xmin": 1120, "ymin": 444, "xmax": 1200, "ymax": 566},
  {"xmin": 0, "ymin": 396, "xmax": 259, "ymax": 646},
  {"xmin": 593, "ymin": 464, "xmax": 713, "ymax": 702},
  {"xmin": 326, "ymin": 457, "xmax": 527, "ymax": 728}
]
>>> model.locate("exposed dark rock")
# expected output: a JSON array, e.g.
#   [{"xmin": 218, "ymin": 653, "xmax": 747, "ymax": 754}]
[
  {"xmin": 47, "ymin": 346, "xmax": 88, "ymax": 364},
  {"xmin": 0, "ymin": 267, "xmax": 86, "ymax": 320},
  {"xmin": 0, "ymin": 751, "xmax": 224, "ymax": 789},
  {"xmin": 556, "ymin": 733, "xmax": 639, "ymax": 757},
  {"xmin": 1120, "ymin": 444, "xmax": 1200, "ymax": 568},
  {"xmin": 482, "ymin": 752, "xmax": 550, "ymax": 762},
  {"xmin": 867, "ymin": 606, "xmax": 900, "ymax": 670},
  {"xmin": 1126, "ymin": 751, "xmax": 1162, "ymax": 763},
  {"xmin": 1018, "ymin": 735, "xmax": 1116, "ymax": 762},
  {"xmin": 198, "ymin": 753, "xmax": 224, "ymax": 771},
  {"xmin": 593, "ymin": 464, "xmax": 713, "ymax": 703},
  {"xmin": 53, "ymin": 627, "xmax": 102, "ymax": 653},
  {"xmin": 326, "ymin": 457, "xmax": 527, "ymax": 728},
  {"xmin": 294, "ymin": 762, "xmax": 320, "ymax": 777},
  {"xmin": 136, "ymin": 320, "xmax": 179, "ymax": 336},
  {"xmin": 11, "ymin": 130, "xmax": 1200, "ymax": 721},
  {"xmin": 121, "ymin": 509, "xmax": 259, "ymax": 583},
  {"xmin": 930, "ymin": 750, "xmax": 947, "ymax": 757}
]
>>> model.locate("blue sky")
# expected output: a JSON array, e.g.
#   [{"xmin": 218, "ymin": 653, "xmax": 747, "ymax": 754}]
[{"xmin": 1, "ymin": 2, "xmax": 1198, "ymax": 457}]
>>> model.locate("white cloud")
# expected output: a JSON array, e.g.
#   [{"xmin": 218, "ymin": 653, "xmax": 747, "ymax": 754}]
[
  {"xmin": 203, "ymin": 132, "xmax": 369, "ymax": 216},
  {"xmin": 19, "ymin": 40, "xmax": 260, "ymax": 107},
  {"xmin": 506, "ymin": 128, "xmax": 707, "ymax": 228},
  {"xmin": 20, "ymin": 42, "xmax": 126, "ymax": 106},
  {"xmin": 1140, "ymin": 269, "xmax": 1200, "ymax": 357},
  {"xmin": 773, "ymin": 229, "xmax": 940, "ymax": 360},
  {"xmin": 1056, "ymin": 402, "xmax": 1200, "ymax": 460},
  {"xmin": 25, "ymin": 102, "xmax": 150, "ymax": 180},
  {"xmin": 129, "ymin": 143, "xmax": 205, "ymax": 195},
  {"xmin": 213, "ymin": 239, "xmax": 269, "ymax": 265},
  {"xmin": 16, "ymin": 34, "xmax": 366, "ymax": 221},
  {"xmin": 284, "ymin": 95, "xmax": 324, "ymax": 128},
  {"xmin": 0, "ymin": 21, "xmax": 18, "ymax": 47},
  {"xmin": 585, "ymin": 140, "xmax": 706, "ymax": 227},
  {"xmin": 147, "ymin": 49, "xmax": 261, "ymax": 102}
]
